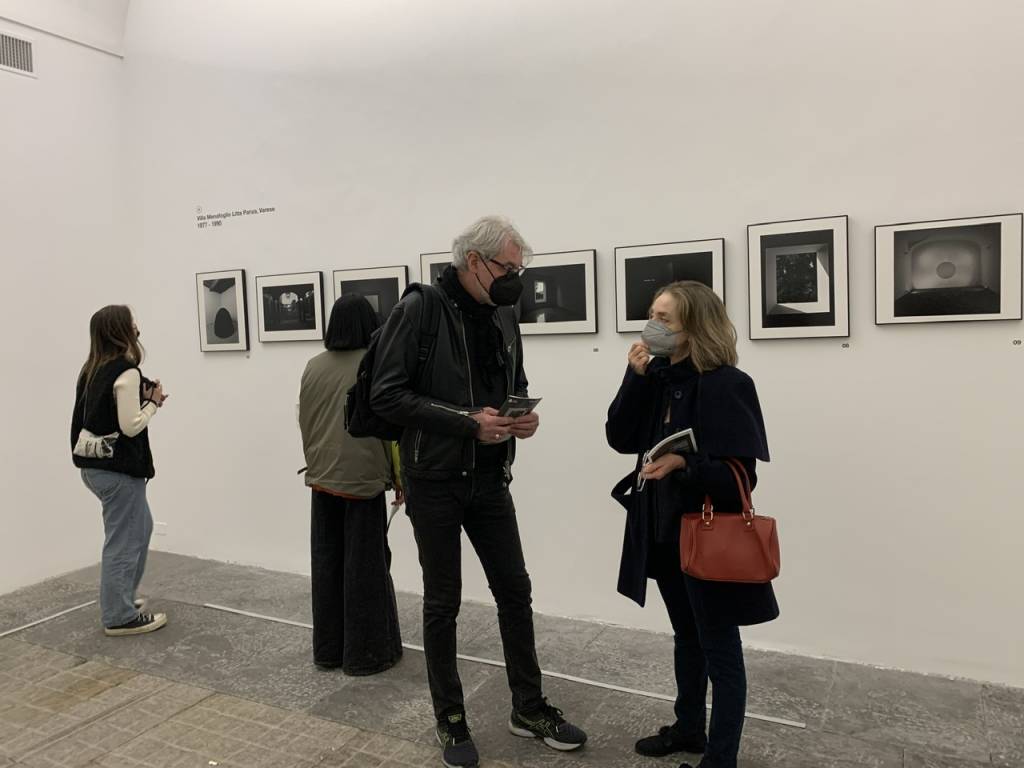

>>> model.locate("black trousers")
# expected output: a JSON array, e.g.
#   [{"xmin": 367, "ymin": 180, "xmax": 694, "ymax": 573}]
[
  {"xmin": 310, "ymin": 489, "xmax": 403, "ymax": 675},
  {"xmin": 652, "ymin": 541, "xmax": 746, "ymax": 768},
  {"xmin": 405, "ymin": 470, "xmax": 544, "ymax": 720}
]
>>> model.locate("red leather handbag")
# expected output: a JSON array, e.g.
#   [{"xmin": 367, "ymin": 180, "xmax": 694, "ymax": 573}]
[{"xmin": 680, "ymin": 458, "xmax": 780, "ymax": 583}]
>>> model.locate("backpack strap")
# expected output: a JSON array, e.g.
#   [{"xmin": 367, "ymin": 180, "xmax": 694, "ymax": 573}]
[
  {"xmin": 396, "ymin": 283, "xmax": 444, "ymax": 387},
  {"xmin": 416, "ymin": 284, "xmax": 442, "ymax": 369}
]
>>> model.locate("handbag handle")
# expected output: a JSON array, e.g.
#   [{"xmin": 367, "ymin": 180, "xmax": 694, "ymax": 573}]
[
  {"xmin": 726, "ymin": 459, "xmax": 754, "ymax": 511},
  {"xmin": 701, "ymin": 457, "xmax": 754, "ymax": 522}
]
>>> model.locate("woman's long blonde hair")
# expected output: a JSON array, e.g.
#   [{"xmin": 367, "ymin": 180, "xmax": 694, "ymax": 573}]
[{"xmin": 653, "ymin": 281, "xmax": 737, "ymax": 372}]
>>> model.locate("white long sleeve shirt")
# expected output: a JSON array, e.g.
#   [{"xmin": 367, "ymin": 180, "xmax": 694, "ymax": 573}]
[{"xmin": 113, "ymin": 368, "xmax": 158, "ymax": 437}]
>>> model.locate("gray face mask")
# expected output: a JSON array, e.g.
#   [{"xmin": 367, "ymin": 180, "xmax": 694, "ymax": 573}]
[{"xmin": 641, "ymin": 319, "xmax": 683, "ymax": 357}]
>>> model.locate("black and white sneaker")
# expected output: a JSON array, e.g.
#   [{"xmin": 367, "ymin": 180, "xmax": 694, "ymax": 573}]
[
  {"xmin": 509, "ymin": 700, "xmax": 587, "ymax": 751},
  {"xmin": 104, "ymin": 612, "xmax": 167, "ymax": 637},
  {"xmin": 435, "ymin": 711, "xmax": 479, "ymax": 768}
]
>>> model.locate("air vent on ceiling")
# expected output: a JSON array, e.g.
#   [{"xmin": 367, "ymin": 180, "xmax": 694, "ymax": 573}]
[{"xmin": 0, "ymin": 32, "xmax": 34, "ymax": 77}]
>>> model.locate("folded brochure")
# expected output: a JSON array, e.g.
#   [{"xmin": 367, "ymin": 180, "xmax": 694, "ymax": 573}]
[
  {"xmin": 642, "ymin": 428, "xmax": 697, "ymax": 464},
  {"xmin": 498, "ymin": 395, "xmax": 542, "ymax": 418},
  {"xmin": 636, "ymin": 427, "xmax": 697, "ymax": 489}
]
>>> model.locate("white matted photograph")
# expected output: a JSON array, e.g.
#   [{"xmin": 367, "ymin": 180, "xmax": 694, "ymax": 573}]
[
  {"xmin": 333, "ymin": 265, "xmax": 408, "ymax": 322},
  {"xmin": 255, "ymin": 271, "xmax": 325, "ymax": 342},
  {"xmin": 517, "ymin": 249, "xmax": 597, "ymax": 335},
  {"xmin": 875, "ymin": 213, "xmax": 1023, "ymax": 325},
  {"xmin": 614, "ymin": 239, "xmax": 725, "ymax": 333},
  {"xmin": 420, "ymin": 252, "xmax": 452, "ymax": 286},
  {"xmin": 195, "ymin": 269, "xmax": 249, "ymax": 352},
  {"xmin": 747, "ymin": 215, "xmax": 849, "ymax": 339}
]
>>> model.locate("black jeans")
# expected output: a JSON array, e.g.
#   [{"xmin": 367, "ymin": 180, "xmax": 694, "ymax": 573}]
[
  {"xmin": 310, "ymin": 489, "xmax": 403, "ymax": 675},
  {"xmin": 405, "ymin": 470, "xmax": 544, "ymax": 720},
  {"xmin": 653, "ymin": 542, "xmax": 746, "ymax": 768}
]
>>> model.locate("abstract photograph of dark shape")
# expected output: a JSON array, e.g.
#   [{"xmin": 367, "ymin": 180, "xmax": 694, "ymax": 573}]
[
  {"xmin": 614, "ymin": 239, "xmax": 725, "ymax": 332},
  {"xmin": 893, "ymin": 224, "xmax": 1001, "ymax": 316},
  {"xmin": 333, "ymin": 266, "xmax": 408, "ymax": 323},
  {"xmin": 626, "ymin": 252, "xmax": 713, "ymax": 319},
  {"xmin": 517, "ymin": 249, "xmax": 597, "ymax": 335},
  {"xmin": 875, "ymin": 213, "xmax": 1023, "ymax": 324},
  {"xmin": 255, "ymin": 271, "xmax": 325, "ymax": 342},
  {"xmin": 195, "ymin": 269, "xmax": 249, "ymax": 352},
  {"xmin": 760, "ymin": 231, "xmax": 834, "ymax": 328},
  {"xmin": 747, "ymin": 216, "xmax": 849, "ymax": 339},
  {"xmin": 204, "ymin": 278, "xmax": 240, "ymax": 343},
  {"xmin": 262, "ymin": 283, "xmax": 316, "ymax": 331}
]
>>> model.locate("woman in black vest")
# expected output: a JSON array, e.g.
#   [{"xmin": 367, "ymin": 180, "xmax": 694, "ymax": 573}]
[
  {"xmin": 606, "ymin": 282, "xmax": 775, "ymax": 768},
  {"xmin": 71, "ymin": 305, "xmax": 169, "ymax": 636}
]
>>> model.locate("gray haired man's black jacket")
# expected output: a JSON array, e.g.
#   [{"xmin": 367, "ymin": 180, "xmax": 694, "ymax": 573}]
[{"xmin": 370, "ymin": 284, "xmax": 528, "ymax": 482}]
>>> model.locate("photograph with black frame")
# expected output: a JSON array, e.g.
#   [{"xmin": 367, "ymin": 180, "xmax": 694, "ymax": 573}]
[
  {"xmin": 747, "ymin": 215, "xmax": 849, "ymax": 339},
  {"xmin": 615, "ymin": 238, "xmax": 725, "ymax": 333},
  {"xmin": 195, "ymin": 269, "xmax": 250, "ymax": 352},
  {"xmin": 517, "ymin": 249, "xmax": 597, "ymax": 335},
  {"xmin": 255, "ymin": 271, "xmax": 325, "ymax": 342},
  {"xmin": 875, "ymin": 212, "xmax": 1022, "ymax": 325},
  {"xmin": 333, "ymin": 265, "xmax": 408, "ymax": 323},
  {"xmin": 419, "ymin": 252, "xmax": 451, "ymax": 287}
]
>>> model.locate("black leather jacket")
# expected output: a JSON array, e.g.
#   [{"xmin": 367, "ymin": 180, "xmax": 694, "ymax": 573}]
[{"xmin": 370, "ymin": 286, "xmax": 528, "ymax": 481}]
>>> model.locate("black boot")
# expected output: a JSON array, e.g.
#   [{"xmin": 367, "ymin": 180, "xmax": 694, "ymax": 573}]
[{"xmin": 634, "ymin": 723, "xmax": 706, "ymax": 757}]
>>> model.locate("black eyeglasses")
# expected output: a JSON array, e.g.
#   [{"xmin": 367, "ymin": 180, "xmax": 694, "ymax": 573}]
[{"xmin": 488, "ymin": 259, "xmax": 527, "ymax": 277}]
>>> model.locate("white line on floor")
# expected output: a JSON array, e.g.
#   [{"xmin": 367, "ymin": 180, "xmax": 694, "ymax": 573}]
[
  {"xmin": 203, "ymin": 602, "xmax": 807, "ymax": 730},
  {"xmin": 0, "ymin": 601, "xmax": 97, "ymax": 639}
]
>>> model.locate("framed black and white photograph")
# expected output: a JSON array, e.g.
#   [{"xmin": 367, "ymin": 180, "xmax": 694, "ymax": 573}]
[
  {"xmin": 420, "ymin": 252, "xmax": 451, "ymax": 286},
  {"xmin": 255, "ymin": 271, "xmax": 325, "ymax": 342},
  {"xmin": 747, "ymin": 215, "xmax": 849, "ymax": 339},
  {"xmin": 614, "ymin": 239, "xmax": 725, "ymax": 332},
  {"xmin": 518, "ymin": 249, "xmax": 597, "ymax": 335},
  {"xmin": 875, "ymin": 213, "xmax": 1023, "ymax": 325},
  {"xmin": 195, "ymin": 269, "xmax": 249, "ymax": 352},
  {"xmin": 333, "ymin": 266, "xmax": 408, "ymax": 323}
]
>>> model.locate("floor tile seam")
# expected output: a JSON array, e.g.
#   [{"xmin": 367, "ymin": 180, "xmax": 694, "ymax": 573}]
[
  {"xmin": 978, "ymin": 684, "xmax": 1002, "ymax": 739},
  {"xmin": 10, "ymin": 675, "xmax": 187, "ymax": 763},
  {"xmin": 576, "ymin": 624, "xmax": 609, "ymax": 655},
  {"xmin": 818, "ymin": 659, "xmax": 839, "ymax": 730}
]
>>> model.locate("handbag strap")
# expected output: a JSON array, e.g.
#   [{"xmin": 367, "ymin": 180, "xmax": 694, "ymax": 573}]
[
  {"xmin": 701, "ymin": 457, "xmax": 754, "ymax": 521},
  {"xmin": 726, "ymin": 459, "xmax": 753, "ymax": 506}
]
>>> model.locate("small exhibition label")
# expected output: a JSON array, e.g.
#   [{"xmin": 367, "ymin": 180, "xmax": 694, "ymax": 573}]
[{"xmin": 195, "ymin": 205, "xmax": 276, "ymax": 230}]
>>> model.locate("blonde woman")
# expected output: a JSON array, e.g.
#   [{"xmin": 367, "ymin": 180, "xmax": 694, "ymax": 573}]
[{"xmin": 605, "ymin": 282, "xmax": 775, "ymax": 768}]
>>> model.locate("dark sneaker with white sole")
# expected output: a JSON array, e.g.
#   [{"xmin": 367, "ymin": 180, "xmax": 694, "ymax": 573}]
[
  {"xmin": 509, "ymin": 701, "xmax": 587, "ymax": 751},
  {"xmin": 104, "ymin": 612, "xmax": 167, "ymax": 637},
  {"xmin": 635, "ymin": 723, "xmax": 707, "ymax": 757},
  {"xmin": 435, "ymin": 711, "xmax": 479, "ymax": 768}
]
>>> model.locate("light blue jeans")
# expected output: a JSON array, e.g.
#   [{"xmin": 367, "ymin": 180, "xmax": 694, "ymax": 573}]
[{"xmin": 81, "ymin": 469, "xmax": 152, "ymax": 628}]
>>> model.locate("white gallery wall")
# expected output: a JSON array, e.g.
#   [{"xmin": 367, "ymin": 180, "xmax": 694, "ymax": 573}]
[
  {"xmin": 0, "ymin": 4, "xmax": 129, "ymax": 593},
  {"xmin": 3, "ymin": 0, "xmax": 1022, "ymax": 687}
]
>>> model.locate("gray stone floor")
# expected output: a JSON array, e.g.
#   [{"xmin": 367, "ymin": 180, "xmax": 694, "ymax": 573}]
[{"xmin": 0, "ymin": 552, "xmax": 1021, "ymax": 767}]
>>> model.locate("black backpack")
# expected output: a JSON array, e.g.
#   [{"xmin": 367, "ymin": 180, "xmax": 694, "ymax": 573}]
[{"xmin": 345, "ymin": 284, "xmax": 442, "ymax": 441}]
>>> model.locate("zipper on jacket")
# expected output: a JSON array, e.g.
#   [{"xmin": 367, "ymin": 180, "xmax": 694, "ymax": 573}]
[
  {"xmin": 505, "ymin": 326, "xmax": 516, "ymax": 468},
  {"xmin": 460, "ymin": 316, "xmax": 477, "ymax": 470},
  {"xmin": 429, "ymin": 403, "xmax": 472, "ymax": 417},
  {"xmin": 414, "ymin": 429, "xmax": 423, "ymax": 463}
]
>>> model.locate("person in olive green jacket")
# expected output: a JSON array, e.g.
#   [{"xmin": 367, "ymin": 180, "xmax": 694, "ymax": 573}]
[{"xmin": 299, "ymin": 294, "xmax": 403, "ymax": 674}]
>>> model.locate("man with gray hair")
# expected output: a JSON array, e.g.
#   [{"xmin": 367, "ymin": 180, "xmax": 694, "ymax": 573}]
[{"xmin": 371, "ymin": 216, "xmax": 587, "ymax": 767}]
